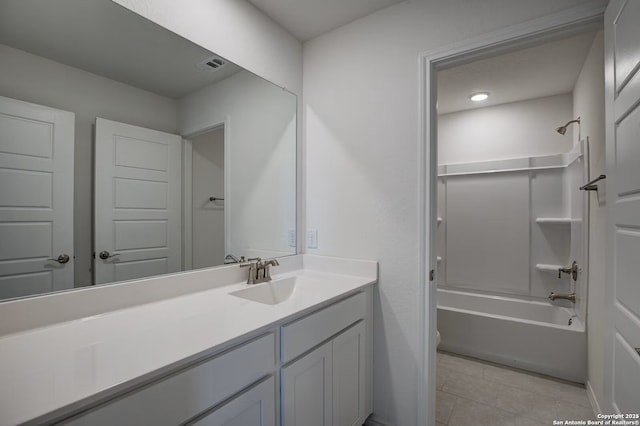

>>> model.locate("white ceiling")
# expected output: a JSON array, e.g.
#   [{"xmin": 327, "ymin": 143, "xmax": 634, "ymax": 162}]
[
  {"xmin": 437, "ymin": 31, "xmax": 598, "ymax": 115},
  {"xmin": 248, "ymin": 0, "xmax": 406, "ymax": 41},
  {"xmin": 0, "ymin": 0, "xmax": 242, "ymax": 99}
]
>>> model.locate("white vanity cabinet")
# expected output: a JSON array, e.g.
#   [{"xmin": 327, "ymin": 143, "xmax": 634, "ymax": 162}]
[
  {"xmin": 187, "ymin": 376, "xmax": 276, "ymax": 426},
  {"xmin": 281, "ymin": 292, "xmax": 369, "ymax": 426},
  {"xmin": 332, "ymin": 321, "xmax": 367, "ymax": 426},
  {"xmin": 50, "ymin": 289, "xmax": 372, "ymax": 426},
  {"xmin": 59, "ymin": 333, "xmax": 277, "ymax": 426},
  {"xmin": 282, "ymin": 341, "xmax": 333, "ymax": 426}
]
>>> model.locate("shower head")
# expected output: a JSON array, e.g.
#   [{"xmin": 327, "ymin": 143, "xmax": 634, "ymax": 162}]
[{"xmin": 556, "ymin": 117, "xmax": 580, "ymax": 136}]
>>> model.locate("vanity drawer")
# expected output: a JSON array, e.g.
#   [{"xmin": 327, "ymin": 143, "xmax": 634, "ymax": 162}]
[
  {"xmin": 281, "ymin": 292, "xmax": 366, "ymax": 363},
  {"xmin": 61, "ymin": 333, "xmax": 276, "ymax": 426}
]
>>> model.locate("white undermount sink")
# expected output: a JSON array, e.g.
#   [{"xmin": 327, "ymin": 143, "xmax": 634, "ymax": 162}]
[{"xmin": 229, "ymin": 276, "xmax": 297, "ymax": 305}]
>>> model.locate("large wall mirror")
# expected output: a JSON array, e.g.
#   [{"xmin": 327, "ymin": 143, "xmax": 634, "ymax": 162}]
[{"xmin": 0, "ymin": 0, "xmax": 297, "ymax": 301}]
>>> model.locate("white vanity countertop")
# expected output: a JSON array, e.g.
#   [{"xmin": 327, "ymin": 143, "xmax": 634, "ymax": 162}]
[{"xmin": 0, "ymin": 255, "xmax": 376, "ymax": 426}]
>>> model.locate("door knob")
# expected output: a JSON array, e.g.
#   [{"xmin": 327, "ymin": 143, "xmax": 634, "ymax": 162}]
[
  {"xmin": 558, "ymin": 261, "xmax": 578, "ymax": 281},
  {"xmin": 98, "ymin": 251, "xmax": 120, "ymax": 260},
  {"xmin": 48, "ymin": 254, "xmax": 70, "ymax": 264}
]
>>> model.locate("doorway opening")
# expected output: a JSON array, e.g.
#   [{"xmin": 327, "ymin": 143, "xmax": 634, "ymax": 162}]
[
  {"xmin": 183, "ymin": 122, "xmax": 229, "ymax": 271},
  {"xmin": 418, "ymin": 5, "xmax": 605, "ymax": 425},
  {"xmin": 190, "ymin": 126, "xmax": 226, "ymax": 269},
  {"xmin": 434, "ymin": 30, "xmax": 600, "ymax": 424}
]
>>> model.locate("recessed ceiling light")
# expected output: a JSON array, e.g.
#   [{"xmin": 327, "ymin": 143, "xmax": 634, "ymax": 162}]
[{"xmin": 470, "ymin": 92, "xmax": 489, "ymax": 102}]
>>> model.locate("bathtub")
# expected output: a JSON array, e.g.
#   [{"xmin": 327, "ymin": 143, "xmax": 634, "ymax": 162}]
[{"xmin": 437, "ymin": 288, "xmax": 586, "ymax": 383}]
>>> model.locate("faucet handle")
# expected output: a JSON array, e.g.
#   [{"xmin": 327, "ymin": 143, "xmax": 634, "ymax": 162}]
[
  {"xmin": 240, "ymin": 261, "xmax": 257, "ymax": 284},
  {"xmin": 240, "ymin": 258, "xmax": 262, "ymax": 268},
  {"xmin": 247, "ymin": 257, "xmax": 264, "ymax": 266}
]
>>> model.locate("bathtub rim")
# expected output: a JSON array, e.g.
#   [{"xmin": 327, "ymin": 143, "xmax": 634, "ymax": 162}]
[{"xmin": 437, "ymin": 288, "xmax": 585, "ymax": 332}]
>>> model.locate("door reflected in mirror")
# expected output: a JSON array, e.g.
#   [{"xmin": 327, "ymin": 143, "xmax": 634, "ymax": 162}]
[{"xmin": 0, "ymin": 0, "xmax": 296, "ymax": 301}]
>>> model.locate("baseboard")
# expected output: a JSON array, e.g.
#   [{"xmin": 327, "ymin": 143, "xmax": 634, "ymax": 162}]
[
  {"xmin": 586, "ymin": 380, "xmax": 602, "ymax": 416},
  {"xmin": 365, "ymin": 415, "xmax": 394, "ymax": 426},
  {"xmin": 438, "ymin": 343, "xmax": 586, "ymax": 384}
]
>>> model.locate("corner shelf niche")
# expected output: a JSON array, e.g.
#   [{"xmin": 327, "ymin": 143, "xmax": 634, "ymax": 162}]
[{"xmin": 535, "ymin": 218, "xmax": 572, "ymax": 226}]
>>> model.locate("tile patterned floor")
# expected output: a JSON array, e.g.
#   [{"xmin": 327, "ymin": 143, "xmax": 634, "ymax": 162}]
[{"xmin": 436, "ymin": 351, "xmax": 596, "ymax": 426}]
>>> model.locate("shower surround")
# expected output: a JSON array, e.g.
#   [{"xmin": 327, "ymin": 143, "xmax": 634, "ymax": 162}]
[{"xmin": 436, "ymin": 143, "xmax": 588, "ymax": 382}]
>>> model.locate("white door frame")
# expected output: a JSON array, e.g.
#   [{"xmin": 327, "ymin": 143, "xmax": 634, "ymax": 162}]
[
  {"xmin": 181, "ymin": 117, "xmax": 231, "ymax": 270},
  {"xmin": 417, "ymin": 3, "xmax": 605, "ymax": 424}
]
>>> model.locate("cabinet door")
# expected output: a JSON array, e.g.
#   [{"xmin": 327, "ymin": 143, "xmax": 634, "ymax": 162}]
[
  {"xmin": 187, "ymin": 376, "xmax": 275, "ymax": 426},
  {"xmin": 333, "ymin": 321, "xmax": 366, "ymax": 426},
  {"xmin": 281, "ymin": 341, "xmax": 332, "ymax": 426}
]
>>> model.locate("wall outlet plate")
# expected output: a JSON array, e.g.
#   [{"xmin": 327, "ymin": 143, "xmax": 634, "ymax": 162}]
[
  {"xmin": 307, "ymin": 229, "xmax": 318, "ymax": 249},
  {"xmin": 288, "ymin": 229, "xmax": 296, "ymax": 248}
]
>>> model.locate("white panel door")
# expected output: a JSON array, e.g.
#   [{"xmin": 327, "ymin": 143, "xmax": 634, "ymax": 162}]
[
  {"xmin": 94, "ymin": 118, "xmax": 181, "ymax": 284},
  {"xmin": 605, "ymin": 0, "xmax": 640, "ymax": 413},
  {"xmin": 188, "ymin": 377, "xmax": 275, "ymax": 426},
  {"xmin": 281, "ymin": 341, "xmax": 332, "ymax": 426},
  {"xmin": 0, "ymin": 95, "xmax": 74, "ymax": 299}
]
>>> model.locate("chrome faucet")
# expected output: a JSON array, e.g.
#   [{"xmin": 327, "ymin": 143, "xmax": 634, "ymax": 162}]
[
  {"xmin": 240, "ymin": 258, "xmax": 280, "ymax": 284},
  {"xmin": 225, "ymin": 254, "xmax": 245, "ymax": 264},
  {"xmin": 548, "ymin": 292, "xmax": 576, "ymax": 303}
]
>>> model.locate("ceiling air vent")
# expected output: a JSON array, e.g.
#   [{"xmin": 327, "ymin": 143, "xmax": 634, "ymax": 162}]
[{"xmin": 197, "ymin": 56, "xmax": 226, "ymax": 72}]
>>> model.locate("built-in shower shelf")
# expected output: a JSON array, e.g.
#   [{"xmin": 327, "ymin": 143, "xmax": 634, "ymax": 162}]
[
  {"xmin": 535, "ymin": 218, "xmax": 572, "ymax": 225},
  {"xmin": 536, "ymin": 264, "xmax": 563, "ymax": 272}
]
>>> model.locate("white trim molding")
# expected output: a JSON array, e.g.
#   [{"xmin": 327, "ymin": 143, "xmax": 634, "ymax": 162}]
[
  {"xmin": 417, "ymin": 2, "xmax": 605, "ymax": 425},
  {"xmin": 587, "ymin": 380, "xmax": 602, "ymax": 416}
]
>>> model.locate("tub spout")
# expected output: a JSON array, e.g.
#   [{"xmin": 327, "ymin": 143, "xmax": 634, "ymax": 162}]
[{"xmin": 548, "ymin": 292, "xmax": 576, "ymax": 303}]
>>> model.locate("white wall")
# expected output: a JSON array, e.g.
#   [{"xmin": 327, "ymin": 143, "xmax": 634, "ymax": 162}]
[
  {"xmin": 0, "ymin": 44, "xmax": 177, "ymax": 288},
  {"xmin": 111, "ymin": 0, "xmax": 302, "ymax": 94},
  {"xmin": 192, "ymin": 128, "xmax": 225, "ymax": 269},
  {"xmin": 112, "ymin": 0, "xmax": 304, "ymax": 251},
  {"xmin": 572, "ymin": 31, "xmax": 606, "ymax": 412},
  {"xmin": 303, "ymin": 1, "xmax": 607, "ymax": 424},
  {"xmin": 438, "ymin": 94, "xmax": 573, "ymax": 164},
  {"xmin": 178, "ymin": 71, "xmax": 297, "ymax": 259}
]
